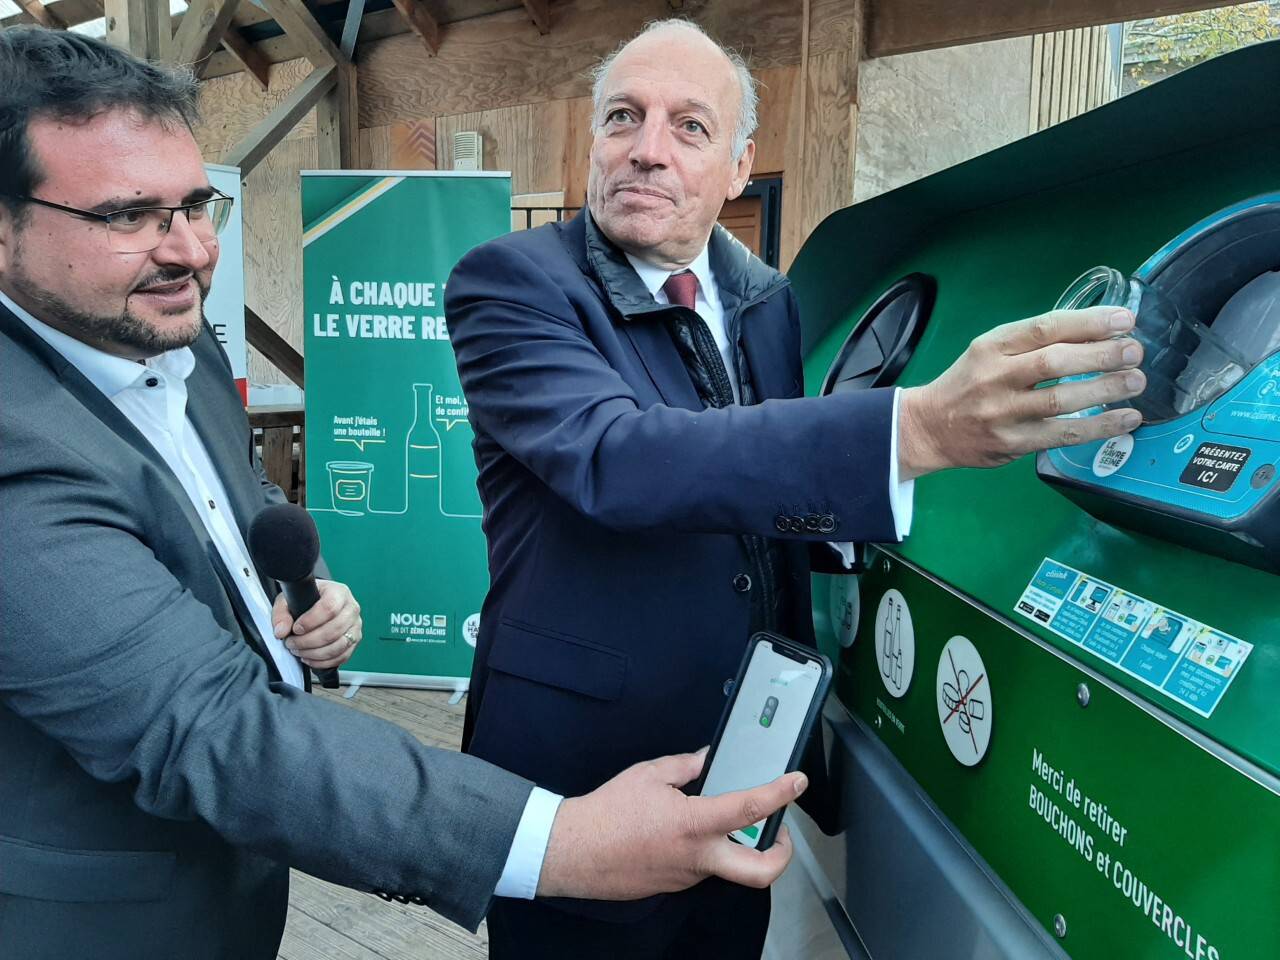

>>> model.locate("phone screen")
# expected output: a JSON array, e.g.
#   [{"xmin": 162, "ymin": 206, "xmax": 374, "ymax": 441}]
[{"xmin": 699, "ymin": 641, "xmax": 824, "ymax": 848}]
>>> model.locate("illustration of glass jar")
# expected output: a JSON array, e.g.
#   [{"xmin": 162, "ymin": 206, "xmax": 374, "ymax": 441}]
[
  {"xmin": 407, "ymin": 383, "xmax": 442, "ymax": 512},
  {"xmin": 327, "ymin": 461, "xmax": 374, "ymax": 516}
]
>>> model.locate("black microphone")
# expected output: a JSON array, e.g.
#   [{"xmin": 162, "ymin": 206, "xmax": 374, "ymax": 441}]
[{"xmin": 248, "ymin": 503, "xmax": 340, "ymax": 689}]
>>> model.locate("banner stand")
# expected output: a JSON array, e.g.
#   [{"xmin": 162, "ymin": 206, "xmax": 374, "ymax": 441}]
[{"xmin": 302, "ymin": 170, "xmax": 511, "ymax": 690}]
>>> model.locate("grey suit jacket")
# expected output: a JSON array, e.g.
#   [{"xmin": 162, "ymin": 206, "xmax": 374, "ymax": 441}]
[{"xmin": 0, "ymin": 304, "xmax": 532, "ymax": 959}]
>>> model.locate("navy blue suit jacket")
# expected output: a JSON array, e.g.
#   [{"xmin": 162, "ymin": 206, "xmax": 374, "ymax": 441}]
[{"xmin": 446, "ymin": 210, "xmax": 897, "ymax": 827}]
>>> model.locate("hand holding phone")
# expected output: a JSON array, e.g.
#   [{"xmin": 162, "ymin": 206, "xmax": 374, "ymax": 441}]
[{"xmin": 694, "ymin": 632, "xmax": 832, "ymax": 850}]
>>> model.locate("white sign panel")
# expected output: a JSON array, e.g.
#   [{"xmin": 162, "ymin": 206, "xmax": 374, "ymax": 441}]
[{"xmin": 205, "ymin": 163, "xmax": 247, "ymax": 399}]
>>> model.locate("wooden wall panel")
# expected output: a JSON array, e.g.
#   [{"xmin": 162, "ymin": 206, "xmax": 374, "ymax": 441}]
[
  {"xmin": 195, "ymin": 58, "xmax": 318, "ymax": 157},
  {"xmin": 389, "ymin": 120, "xmax": 438, "ymax": 169},
  {"xmin": 436, "ymin": 99, "xmax": 574, "ymax": 195},
  {"xmin": 752, "ymin": 66, "xmax": 801, "ymax": 179},
  {"xmin": 241, "ymin": 137, "xmax": 316, "ymax": 384},
  {"xmin": 1028, "ymin": 25, "xmax": 1116, "ymax": 131},
  {"xmin": 356, "ymin": 0, "xmax": 857, "ymax": 127},
  {"xmin": 360, "ymin": 123, "xmax": 395, "ymax": 169},
  {"xmin": 561, "ymin": 96, "xmax": 594, "ymax": 207}
]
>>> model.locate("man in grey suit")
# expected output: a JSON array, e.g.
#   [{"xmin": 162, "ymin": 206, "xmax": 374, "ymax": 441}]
[{"xmin": 0, "ymin": 28, "xmax": 804, "ymax": 959}]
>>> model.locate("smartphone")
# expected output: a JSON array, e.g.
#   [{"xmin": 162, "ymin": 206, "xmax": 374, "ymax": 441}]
[{"xmin": 695, "ymin": 632, "xmax": 832, "ymax": 850}]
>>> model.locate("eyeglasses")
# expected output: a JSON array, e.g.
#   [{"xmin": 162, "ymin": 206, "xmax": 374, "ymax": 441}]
[{"xmin": 15, "ymin": 190, "xmax": 235, "ymax": 254}]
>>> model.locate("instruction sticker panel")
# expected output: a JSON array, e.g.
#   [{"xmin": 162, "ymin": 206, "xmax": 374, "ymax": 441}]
[{"xmin": 1015, "ymin": 559, "xmax": 1252, "ymax": 718}]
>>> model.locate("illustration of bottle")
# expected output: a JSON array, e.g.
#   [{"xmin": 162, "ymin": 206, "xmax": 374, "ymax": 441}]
[
  {"xmin": 882, "ymin": 598, "xmax": 897, "ymax": 681},
  {"xmin": 407, "ymin": 383, "xmax": 442, "ymax": 512},
  {"xmin": 892, "ymin": 604, "xmax": 903, "ymax": 688}
]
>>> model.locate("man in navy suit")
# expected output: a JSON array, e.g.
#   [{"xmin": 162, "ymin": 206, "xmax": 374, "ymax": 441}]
[{"xmin": 446, "ymin": 19, "xmax": 1149, "ymax": 958}]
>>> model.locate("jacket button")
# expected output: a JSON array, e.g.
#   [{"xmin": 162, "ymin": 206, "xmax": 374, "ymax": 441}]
[
  {"xmin": 724, "ymin": 678, "xmax": 735, "ymax": 696},
  {"xmin": 804, "ymin": 515, "xmax": 820, "ymax": 532},
  {"xmin": 733, "ymin": 573, "xmax": 752, "ymax": 593},
  {"xmin": 774, "ymin": 514, "xmax": 789, "ymax": 532},
  {"xmin": 789, "ymin": 516, "xmax": 804, "ymax": 533},
  {"xmin": 818, "ymin": 514, "xmax": 837, "ymax": 534}
]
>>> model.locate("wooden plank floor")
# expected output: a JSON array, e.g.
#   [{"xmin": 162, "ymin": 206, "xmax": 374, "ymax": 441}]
[{"xmin": 279, "ymin": 685, "xmax": 846, "ymax": 960}]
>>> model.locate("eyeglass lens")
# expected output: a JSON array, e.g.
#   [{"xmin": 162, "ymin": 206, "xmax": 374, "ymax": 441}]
[{"xmin": 105, "ymin": 197, "xmax": 233, "ymax": 254}]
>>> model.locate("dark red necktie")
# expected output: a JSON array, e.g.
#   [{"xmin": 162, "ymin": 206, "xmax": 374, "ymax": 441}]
[{"xmin": 662, "ymin": 271, "xmax": 699, "ymax": 310}]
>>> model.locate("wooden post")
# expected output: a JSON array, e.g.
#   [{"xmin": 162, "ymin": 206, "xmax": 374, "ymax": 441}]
[
  {"xmin": 104, "ymin": 0, "xmax": 169, "ymax": 59},
  {"xmin": 318, "ymin": 0, "xmax": 363, "ymax": 170},
  {"xmin": 316, "ymin": 62, "xmax": 359, "ymax": 170},
  {"xmin": 791, "ymin": 0, "xmax": 865, "ymax": 260}
]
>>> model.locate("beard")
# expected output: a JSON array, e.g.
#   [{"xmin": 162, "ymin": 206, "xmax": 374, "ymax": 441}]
[{"xmin": 8, "ymin": 257, "xmax": 209, "ymax": 356}]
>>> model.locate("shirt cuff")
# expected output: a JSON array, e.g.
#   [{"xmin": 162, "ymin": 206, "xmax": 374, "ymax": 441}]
[
  {"xmin": 829, "ymin": 542, "xmax": 858, "ymax": 569},
  {"xmin": 493, "ymin": 786, "xmax": 563, "ymax": 900},
  {"xmin": 888, "ymin": 387, "xmax": 915, "ymax": 541}
]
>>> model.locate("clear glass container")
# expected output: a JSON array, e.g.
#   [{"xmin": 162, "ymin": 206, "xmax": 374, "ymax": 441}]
[{"xmin": 1054, "ymin": 266, "xmax": 1250, "ymax": 424}]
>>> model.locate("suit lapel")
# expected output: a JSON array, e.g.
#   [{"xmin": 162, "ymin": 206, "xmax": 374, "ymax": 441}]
[
  {"xmin": 618, "ymin": 318, "xmax": 703, "ymax": 411},
  {"xmin": 184, "ymin": 332, "xmax": 261, "ymax": 545}
]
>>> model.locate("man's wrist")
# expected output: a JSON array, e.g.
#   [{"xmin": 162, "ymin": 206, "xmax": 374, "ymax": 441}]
[
  {"xmin": 897, "ymin": 385, "xmax": 945, "ymax": 481},
  {"xmin": 495, "ymin": 787, "xmax": 563, "ymax": 900},
  {"xmin": 534, "ymin": 795, "xmax": 581, "ymax": 899}
]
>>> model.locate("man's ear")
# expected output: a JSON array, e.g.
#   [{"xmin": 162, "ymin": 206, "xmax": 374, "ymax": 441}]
[
  {"xmin": 0, "ymin": 207, "xmax": 16, "ymax": 274},
  {"xmin": 726, "ymin": 139, "xmax": 756, "ymax": 202}
]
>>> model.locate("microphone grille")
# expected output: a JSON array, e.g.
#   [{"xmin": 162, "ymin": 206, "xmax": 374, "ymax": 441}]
[{"xmin": 248, "ymin": 503, "xmax": 321, "ymax": 583}]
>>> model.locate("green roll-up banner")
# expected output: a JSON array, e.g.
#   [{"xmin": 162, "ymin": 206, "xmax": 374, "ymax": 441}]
[{"xmin": 302, "ymin": 171, "xmax": 511, "ymax": 689}]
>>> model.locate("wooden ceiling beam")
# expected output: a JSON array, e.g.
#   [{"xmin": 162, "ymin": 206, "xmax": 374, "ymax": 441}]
[
  {"xmin": 339, "ymin": 0, "xmax": 366, "ymax": 58},
  {"xmin": 390, "ymin": 0, "xmax": 441, "ymax": 55},
  {"xmin": 256, "ymin": 0, "xmax": 343, "ymax": 69},
  {"xmin": 171, "ymin": 0, "xmax": 243, "ymax": 74},
  {"xmin": 521, "ymin": 0, "xmax": 550, "ymax": 35},
  {"xmin": 15, "ymin": 0, "xmax": 66, "ymax": 29},
  {"xmin": 866, "ymin": 0, "xmax": 1238, "ymax": 58},
  {"xmin": 220, "ymin": 27, "xmax": 271, "ymax": 91}
]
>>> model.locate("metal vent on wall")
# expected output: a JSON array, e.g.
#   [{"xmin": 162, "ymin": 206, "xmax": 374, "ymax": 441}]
[{"xmin": 452, "ymin": 131, "xmax": 483, "ymax": 171}]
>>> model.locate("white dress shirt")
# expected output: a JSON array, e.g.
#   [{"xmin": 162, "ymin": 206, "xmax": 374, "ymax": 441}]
[
  {"xmin": 625, "ymin": 249, "xmax": 915, "ymax": 541},
  {"xmin": 2, "ymin": 289, "xmax": 557, "ymax": 900}
]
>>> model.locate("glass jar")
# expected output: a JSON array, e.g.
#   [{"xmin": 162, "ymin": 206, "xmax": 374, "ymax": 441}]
[{"xmin": 1054, "ymin": 266, "xmax": 1249, "ymax": 424}]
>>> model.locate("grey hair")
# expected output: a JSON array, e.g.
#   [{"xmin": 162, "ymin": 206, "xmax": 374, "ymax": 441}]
[{"xmin": 589, "ymin": 19, "xmax": 759, "ymax": 161}]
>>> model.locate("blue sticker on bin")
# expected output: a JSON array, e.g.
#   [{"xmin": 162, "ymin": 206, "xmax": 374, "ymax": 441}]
[{"xmin": 1015, "ymin": 558, "xmax": 1253, "ymax": 718}]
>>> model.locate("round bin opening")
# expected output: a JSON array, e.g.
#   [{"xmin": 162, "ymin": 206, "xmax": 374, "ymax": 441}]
[
  {"xmin": 821, "ymin": 273, "xmax": 936, "ymax": 396},
  {"xmin": 1142, "ymin": 195, "xmax": 1280, "ymax": 418},
  {"xmin": 1053, "ymin": 195, "xmax": 1280, "ymax": 424}
]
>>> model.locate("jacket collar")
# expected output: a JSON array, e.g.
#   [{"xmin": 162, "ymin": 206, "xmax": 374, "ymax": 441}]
[{"xmin": 575, "ymin": 207, "xmax": 788, "ymax": 320}]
